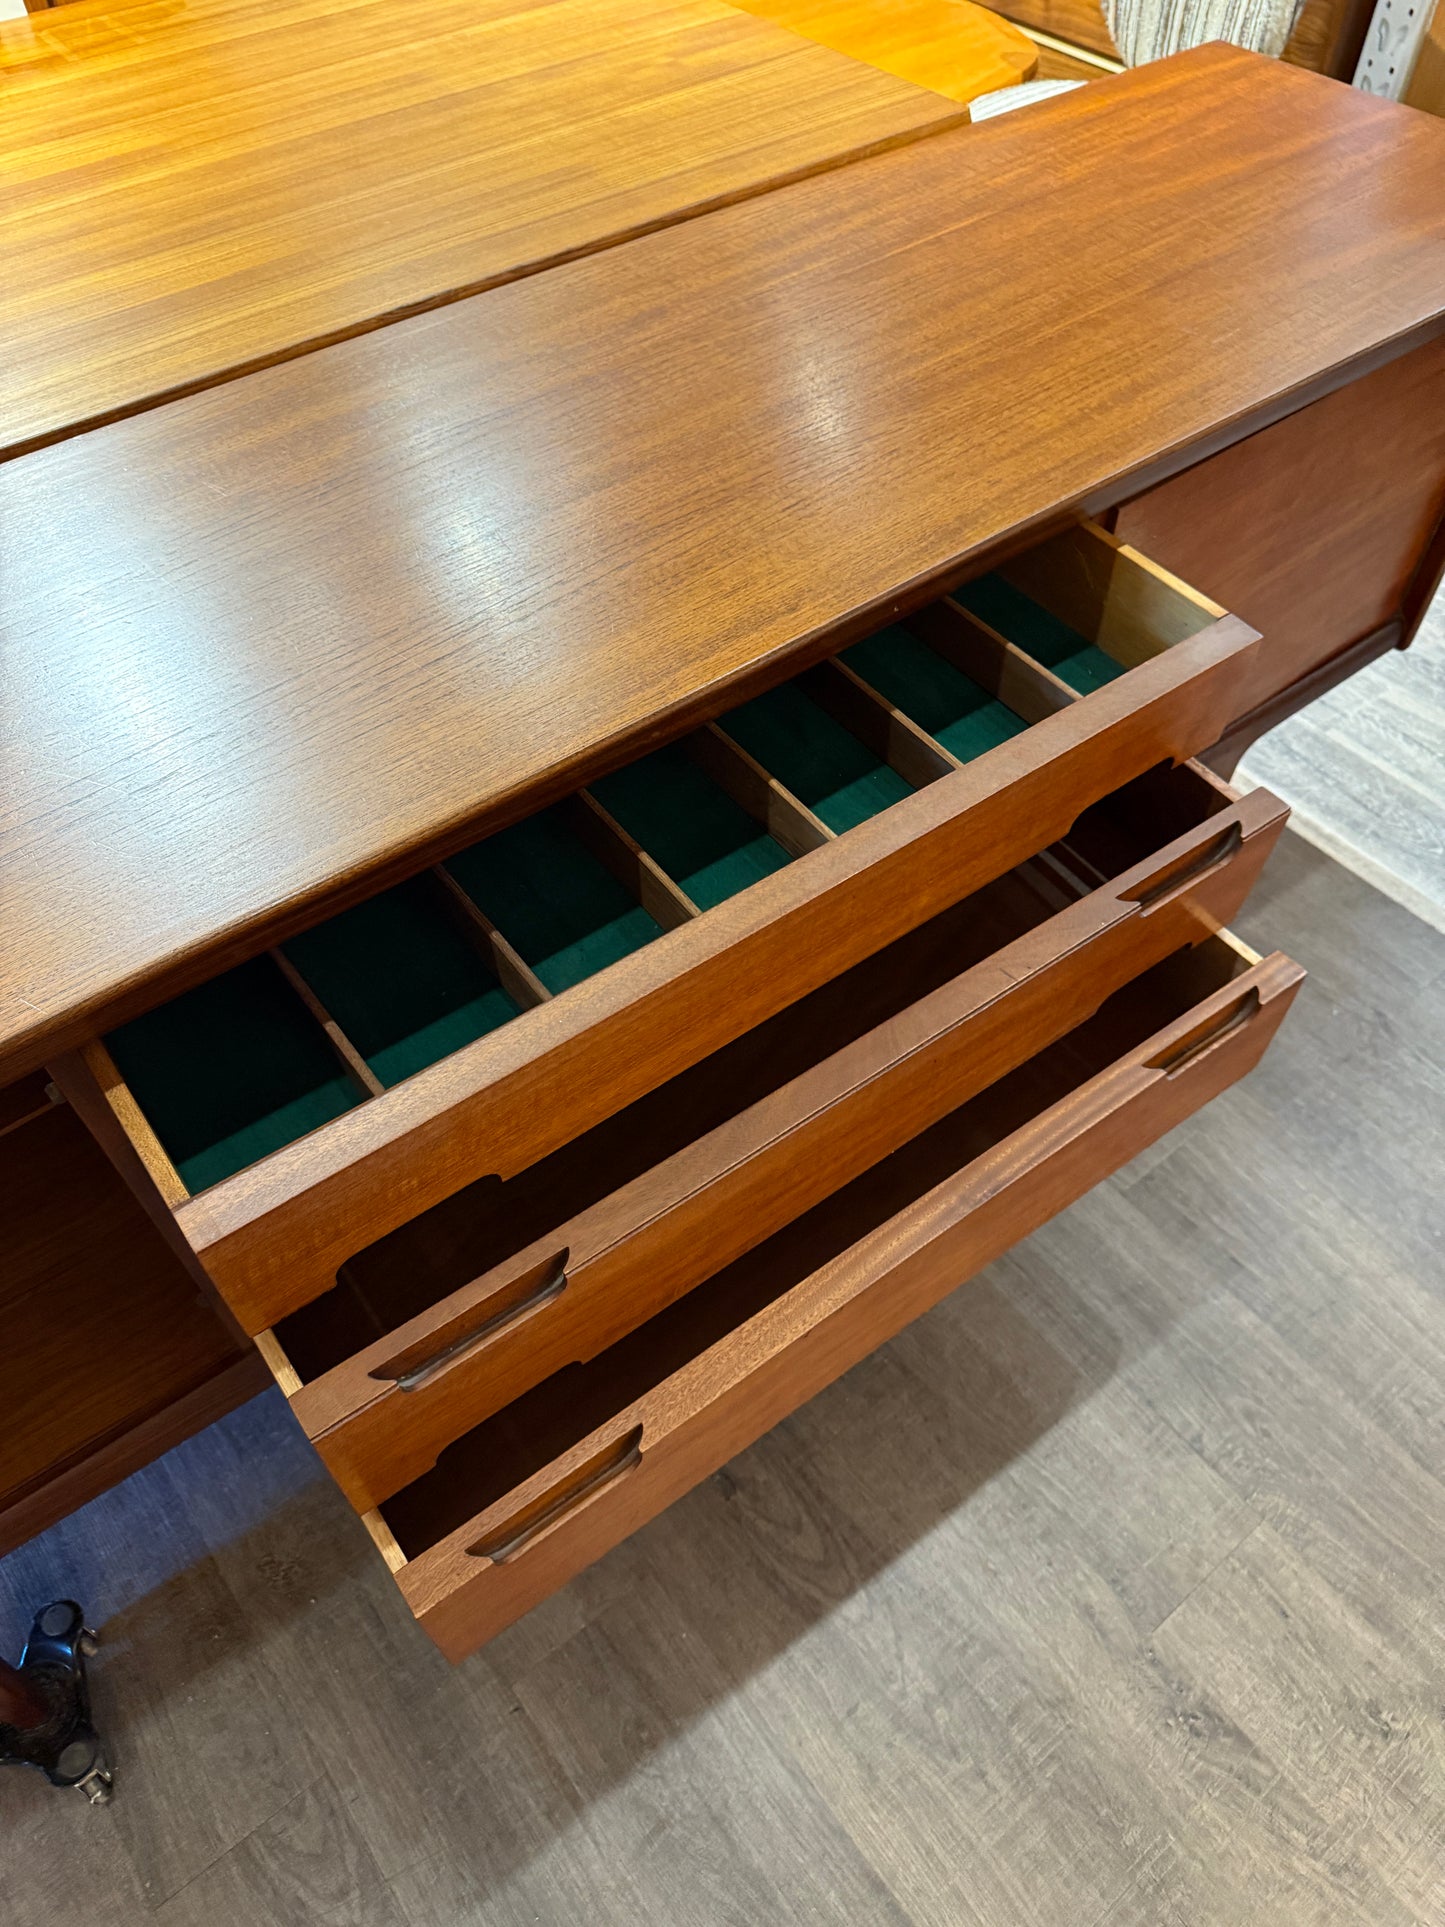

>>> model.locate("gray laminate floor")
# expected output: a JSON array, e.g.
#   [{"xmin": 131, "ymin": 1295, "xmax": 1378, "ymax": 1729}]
[
  {"xmin": 1239, "ymin": 585, "xmax": 1445, "ymax": 934},
  {"xmin": 3, "ymin": 833, "xmax": 1444, "ymax": 1927}
]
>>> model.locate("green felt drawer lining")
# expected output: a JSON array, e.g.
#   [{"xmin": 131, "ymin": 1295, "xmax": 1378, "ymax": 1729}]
[
  {"xmin": 950, "ymin": 574, "xmax": 1126, "ymax": 695},
  {"xmin": 282, "ymin": 876, "xmax": 523, "ymax": 1090},
  {"xmin": 716, "ymin": 681, "xmax": 914, "ymax": 834},
  {"xmin": 589, "ymin": 743, "xmax": 792, "ymax": 912},
  {"xmin": 840, "ymin": 625, "xmax": 1029, "ymax": 764},
  {"xmin": 106, "ymin": 956, "xmax": 363, "ymax": 1196}
]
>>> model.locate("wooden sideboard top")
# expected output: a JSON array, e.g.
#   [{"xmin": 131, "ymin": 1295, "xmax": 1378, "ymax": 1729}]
[
  {"xmin": 0, "ymin": 0, "xmax": 968, "ymax": 462},
  {"xmin": 4, "ymin": 44, "xmax": 1445, "ymax": 1080}
]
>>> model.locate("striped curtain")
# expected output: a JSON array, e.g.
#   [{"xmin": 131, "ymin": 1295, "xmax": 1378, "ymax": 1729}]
[{"xmin": 1106, "ymin": 0, "xmax": 1306, "ymax": 63}]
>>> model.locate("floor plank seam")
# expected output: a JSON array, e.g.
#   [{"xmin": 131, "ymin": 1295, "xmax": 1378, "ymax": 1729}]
[
  {"xmin": 1144, "ymin": 1512, "xmax": 1267, "ymax": 1643},
  {"xmin": 142, "ymin": 1765, "xmax": 334, "ymax": 1915}
]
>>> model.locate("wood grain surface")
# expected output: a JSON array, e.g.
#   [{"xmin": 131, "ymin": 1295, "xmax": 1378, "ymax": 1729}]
[
  {"xmin": 725, "ymin": 0, "xmax": 1035, "ymax": 97},
  {"xmin": 4, "ymin": 45, "xmax": 1444, "ymax": 1082},
  {"xmin": 0, "ymin": 0, "xmax": 969, "ymax": 460}
]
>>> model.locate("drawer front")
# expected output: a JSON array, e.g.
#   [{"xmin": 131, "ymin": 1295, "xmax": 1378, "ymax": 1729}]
[
  {"xmin": 390, "ymin": 944, "xmax": 1303, "ymax": 1660},
  {"xmin": 57, "ymin": 522, "xmax": 1259, "ymax": 1335},
  {"xmin": 282, "ymin": 782, "xmax": 1287, "ymax": 1513}
]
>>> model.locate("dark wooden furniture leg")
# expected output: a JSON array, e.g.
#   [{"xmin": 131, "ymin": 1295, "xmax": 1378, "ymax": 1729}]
[{"xmin": 0, "ymin": 1603, "xmax": 112, "ymax": 1803}]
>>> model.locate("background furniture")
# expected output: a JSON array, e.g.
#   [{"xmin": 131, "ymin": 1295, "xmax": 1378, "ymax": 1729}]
[
  {"xmin": 0, "ymin": 0, "xmax": 971, "ymax": 461},
  {"xmin": 1404, "ymin": 0, "xmax": 1445, "ymax": 108},
  {"xmin": 1355, "ymin": 0, "xmax": 1445, "ymax": 106},
  {"xmin": 997, "ymin": 0, "xmax": 1373, "ymax": 76},
  {"xmin": 726, "ymin": 0, "xmax": 1037, "ymax": 95},
  {"xmin": 0, "ymin": 1602, "xmax": 110, "ymax": 1804},
  {"xmin": 3, "ymin": 49, "xmax": 1442, "ymax": 1655}
]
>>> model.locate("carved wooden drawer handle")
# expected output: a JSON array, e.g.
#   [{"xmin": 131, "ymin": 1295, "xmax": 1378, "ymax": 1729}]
[
  {"xmin": 468, "ymin": 1427, "xmax": 645, "ymax": 1564},
  {"xmin": 372, "ymin": 1250, "xmax": 569, "ymax": 1392},
  {"xmin": 1127, "ymin": 821, "xmax": 1244, "ymax": 911},
  {"xmin": 1148, "ymin": 987, "xmax": 1261, "ymax": 1076}
]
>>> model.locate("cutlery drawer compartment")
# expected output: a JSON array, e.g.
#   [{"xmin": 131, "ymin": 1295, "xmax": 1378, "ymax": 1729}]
[{"xmin": 52, "ymin": 520, "xmax": 1257, "ymax": 1334}]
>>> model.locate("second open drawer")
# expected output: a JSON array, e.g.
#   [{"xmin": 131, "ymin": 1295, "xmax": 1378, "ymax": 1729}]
[
  {"xmin": 244, "ymin": 759, "xmax": 1287, "ymax": 1513},
  {"xmin": 52, "ymin": 519, "xmax": 1259, "ymax": 1334}
]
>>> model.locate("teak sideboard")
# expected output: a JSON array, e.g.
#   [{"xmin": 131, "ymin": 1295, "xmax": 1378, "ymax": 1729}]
[{"xmin": 3, "ymin": 46, "xmax": 1444, "ymax": 1659}]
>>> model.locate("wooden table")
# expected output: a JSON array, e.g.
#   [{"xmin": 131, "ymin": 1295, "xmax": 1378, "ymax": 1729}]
[{"xmin": 0, "ymin": 0, "xmax": 974, "ymax": 460}]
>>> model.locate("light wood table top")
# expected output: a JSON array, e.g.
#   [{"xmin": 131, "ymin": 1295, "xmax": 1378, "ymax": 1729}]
[
  {"xmin": 0, "ymin": 0, "xmax": 970, "ymax": 460},
  {"xmin": 3, "ymin": 47, "xmax": 1445, "ymax": 1079},
  {"xmin": 727, "ymin": 0, "xmax": 1036, "ymax": 100}
]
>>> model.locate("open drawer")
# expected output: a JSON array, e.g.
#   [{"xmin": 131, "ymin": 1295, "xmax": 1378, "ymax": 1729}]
[
  {"xmin": 52, "ymin": 520, "xmax": 1259, "ymax": 1334},
  {"xmin": 358, "ymin": 933, "xmax": 1303, "ymax": 1661},
  {"xmin": 254, "ymin": 761, "xmax": 1288, "ymax": 1513}
]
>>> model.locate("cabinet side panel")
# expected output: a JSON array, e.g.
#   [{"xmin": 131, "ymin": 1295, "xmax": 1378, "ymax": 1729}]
[
  {"xmin": 0, "ymin": 1098, "xmax": 262, "ymax": 1554},
  {"xmin": 1114, "ymin": 333, "xmax": 1445, "ymax": 728}
]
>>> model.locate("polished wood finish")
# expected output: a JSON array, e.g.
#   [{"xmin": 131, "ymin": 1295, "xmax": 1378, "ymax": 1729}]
[
  {"xmin": 0, "ymin": 0, "xmax": 969, "ymax": 461},
  {"xmin": 4, "ymin": 46, "xmax": 1441, "ymax": 1088},
  {"xmin": 1115, "ymin": 333, "xmax": 1445, "ymax": 726},
  {"xmin": 0, "ymin": 1095, "xmax": 264, "ymax": 1558},
  {"xmin": 726, "ymin": 0, "xmax": 1036, "ymax": 97},
  {"xmin": 0, "ymin": 1353, "xmax": 267, "ymax": 1561},
  {"xmin": 1001, "ymin": 525, "xmax": 1229, "ymax": 665},
  {"xmin": 87, "ymin": 596, "xmax": 1256, "ymax": 1338},
  {"xmin": 274, "ymin": 779, "xmax": 1288, "ymax": 1514},
  {"xmin": 389, "ymin": 942, "xmax": 1303, "ymax": 1659}
]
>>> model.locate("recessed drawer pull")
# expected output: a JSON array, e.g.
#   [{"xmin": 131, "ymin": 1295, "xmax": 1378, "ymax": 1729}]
[
  {"xmin": 374, "ymin": 1250, "xmax": 569, "ymax": 1391},
  {"xmin": 1148, "ymin": 986, "xmax": 1261, "ymax": 1076},
  {"xmin": 467, "ymin": 1426, "xmax": 644, "ymax": 1564},
  {"xmin": 1126, "ymin": 822, "xmax": 1244, "ymax": 911}
]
